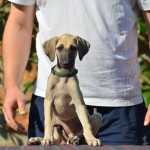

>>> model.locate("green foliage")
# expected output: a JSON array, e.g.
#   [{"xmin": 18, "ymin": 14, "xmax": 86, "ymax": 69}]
[
  {"xmin": 139, "ymin": 54, "xmax": 150, "ymax": 107},
  {"xmin": 138, "ymin": 14, "xmax": 150, "ymax": 107},
  {"xmin": 29, "ymin": 52, "xmax": 38, "ymax": 63}
]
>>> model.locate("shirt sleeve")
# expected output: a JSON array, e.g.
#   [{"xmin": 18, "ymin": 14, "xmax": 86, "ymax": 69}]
[
  {"xmin": 138, "ymin": 0, "xmax": 150, "ymax": 11},
  {"xmin": 8, "ymin": 0, "xmax": 35, "ymax": 5}
]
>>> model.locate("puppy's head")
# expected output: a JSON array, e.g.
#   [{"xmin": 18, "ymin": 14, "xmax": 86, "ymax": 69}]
[{"xmin": 43, "ymin": 33, "xmax": 90, "ymax": 69}]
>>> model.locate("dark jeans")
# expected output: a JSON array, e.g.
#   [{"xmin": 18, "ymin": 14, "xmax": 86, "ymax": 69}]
[{"xmin": 28, "ymin": 94, "xmax": 150, "ymax": 145}]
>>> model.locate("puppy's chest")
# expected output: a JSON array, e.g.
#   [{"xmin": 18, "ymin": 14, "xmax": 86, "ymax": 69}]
[
  {"xmin": 50, "ymin": 78, "xmax": 75, "ymax": 116},
  {"xmin": 51, "ymin": 78, "xmax": 71, "ymax": 101}
]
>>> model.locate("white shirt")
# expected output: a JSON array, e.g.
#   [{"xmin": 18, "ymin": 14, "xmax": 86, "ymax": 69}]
[{"xmin": 9, "ymin": 0, "xmax": 150, "ymax": 106}]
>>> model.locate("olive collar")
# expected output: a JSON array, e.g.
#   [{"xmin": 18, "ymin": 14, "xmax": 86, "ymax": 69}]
[{"xmin": 51, "ymin": 66, "xmax": 78, "ymax": 77}]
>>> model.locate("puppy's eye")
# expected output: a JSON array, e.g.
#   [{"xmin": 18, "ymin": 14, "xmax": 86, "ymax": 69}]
[
  {"xmin": 57, "ymin": 45, "xmax": 64, "ymax": 51},
  {"xmin": 70, "ymin": 45, "xmax": 77, "ymax": 51}
]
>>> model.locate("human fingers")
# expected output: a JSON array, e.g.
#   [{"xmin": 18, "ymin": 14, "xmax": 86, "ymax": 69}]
[
  {"xmin": 2, "ymin": 106, "xmax": 18, "ymax": 131},
  {"xmin": 3, "ymin": 107, "xmax": 25, "ymax": 132},
  {"xmin": 144, "ymin": 105, "xmax": 150, "ymax": 126},
  {"xmin": 18, "ymin": 97, "xmax": 26, "ymax": 115},
  {"xmin": 2, "ymin": 108, "xmax": 11, "ymax": 125},
  {"xmin": 16, "ymin": 122, "xmax": 25, "ymax": 133}
]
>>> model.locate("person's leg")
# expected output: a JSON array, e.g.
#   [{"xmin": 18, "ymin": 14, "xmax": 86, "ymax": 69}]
[
  {"xmin": 87, "ymin": 102, "xmax": 150, "ymax": 145},
  {"xmin": 28, "ymin": 94, "xmax": 44, "ymax": 139}
]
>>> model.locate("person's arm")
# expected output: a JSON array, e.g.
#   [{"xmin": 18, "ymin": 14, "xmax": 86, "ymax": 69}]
[
  {"xmin": 2, "ymin": 3, "xmax": 35, "ymax": 132},
  {"xmin": 143, "ymin": 11, "xmax": 150, "ymax": 126}
]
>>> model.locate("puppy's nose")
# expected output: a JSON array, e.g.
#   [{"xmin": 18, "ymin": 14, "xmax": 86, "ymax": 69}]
[{"xmin": 63, "ymin": 62, "xmax": 70, "ymax": 66}]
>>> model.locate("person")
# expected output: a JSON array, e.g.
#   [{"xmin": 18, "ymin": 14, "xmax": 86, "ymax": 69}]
[{"xmin": 2, "ymin": 0, "xmax": 150, "ymax": 145}]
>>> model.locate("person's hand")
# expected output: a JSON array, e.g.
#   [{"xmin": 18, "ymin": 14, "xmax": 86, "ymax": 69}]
[
  {"xmin": 144, "ymin": 105, "xmax": 150, "ymax": 126},
  {"xmin": 2, "ymin": 87, "xmax": 26, "ymax": 132}
]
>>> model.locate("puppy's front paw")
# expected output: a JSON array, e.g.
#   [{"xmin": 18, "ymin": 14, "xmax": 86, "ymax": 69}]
[
  {"xmin": 27, "ymin": 137, "xmax": 43, "ymax": 145},
  {"xmin": 67, "ymin": 136, "xmax": 80, "ymax": 145},
  {"xmin": 86, "ymin": 137, "xmax": 101, "ymax": 146},
  {"xmin": 41, "ymin": 139, "xmax": 52, "ymax": 146}
]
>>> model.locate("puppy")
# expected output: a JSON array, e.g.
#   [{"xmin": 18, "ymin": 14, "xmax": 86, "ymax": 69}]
[{"xmin": 28, "ymin": 33, "xmax": 102, "ymax": 146}]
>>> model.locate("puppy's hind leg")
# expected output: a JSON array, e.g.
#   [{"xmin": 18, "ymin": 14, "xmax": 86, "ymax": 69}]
[
  {"xmin": 89, "ymin": 113, "xmax": 102, "ymax": 136},
  {"xmin": 67, "ymin": 113, "xmax": 102, "ymax": 145}
]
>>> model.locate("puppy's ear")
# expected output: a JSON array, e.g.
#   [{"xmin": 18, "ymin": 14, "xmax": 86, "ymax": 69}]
[
  {"xmin": 76, "ymin": 36, "xmax": 90, "ymax": 61},
  {"xmin": 42, "ymin": 36, "xmax": 58, "ymax": 62}
]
